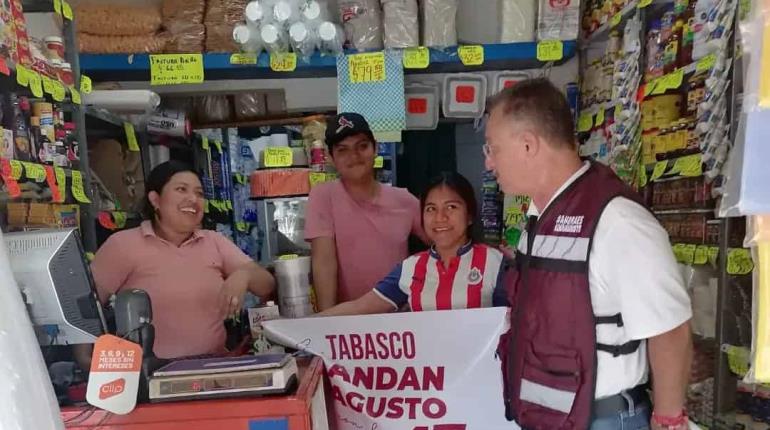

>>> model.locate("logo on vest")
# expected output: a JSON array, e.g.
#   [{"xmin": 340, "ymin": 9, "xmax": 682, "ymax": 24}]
[
  {"xmin": 554, "ymin": 215, "xmax": 585, "ymax": 234},
  {"xmin": 468, "ymin": 268, "xmax": 483, "ymax": 284}
]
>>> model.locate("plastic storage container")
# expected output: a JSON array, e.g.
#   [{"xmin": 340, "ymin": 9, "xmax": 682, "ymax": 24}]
[
  {"xmin": 405, "ymin": 83, "xmax": 440, "ymax": 130},
  {"xmin": 442, "ymin": 74, "xmax": 488, "ymax": 119},
  {"xmin": 491, "ymin": 71, "xmax": 530, "ymax": 96}
]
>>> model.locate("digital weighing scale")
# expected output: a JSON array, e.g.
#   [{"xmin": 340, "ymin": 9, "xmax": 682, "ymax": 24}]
[{"xmin": 148, "ymin": 354, "xmax": 298, "ymax": 402}]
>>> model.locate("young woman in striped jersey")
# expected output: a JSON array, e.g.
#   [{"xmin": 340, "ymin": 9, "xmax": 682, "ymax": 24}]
[{"xmin": 318, "ymin": 172, "xmax": 509, "ymax": 316}]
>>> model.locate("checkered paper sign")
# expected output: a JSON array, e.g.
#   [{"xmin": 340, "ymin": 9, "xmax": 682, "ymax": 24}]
[{"xmin": 337, "ymin": 51, "xmax": 405, "ymax": 133}]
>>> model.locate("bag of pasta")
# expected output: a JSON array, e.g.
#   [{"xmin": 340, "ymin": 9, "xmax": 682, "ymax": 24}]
[
  {"xmin": 75, "ymin": 3, "xmax": 162, "ymax": 36},
  {"xmin": 162, "ymin": 0, "xmax": 205, "ymax": 24},
  {"xmin": 78, "ymin": 32, "xmax": 170, "ymax": 54}
]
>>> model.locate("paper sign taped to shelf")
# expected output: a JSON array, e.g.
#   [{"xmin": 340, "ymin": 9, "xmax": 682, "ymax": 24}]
[
  {"xmin": 696, "ymin": 54, "xmax": 717, "ymax": 74},
  {"xmin": 86, "ymin": 334, "xmax": 142, "ymax": 415},
  {"xmin": 264, "ymin": 147, "xmax": 293, "ymax": 167},
  {"xmin": 98, "ymin": 212, "xmax": 117, "ymax": 230},
  {"xmin": 62, "ymin": 1, "xmax": 73, "ymax": 20},
  {"xmin": 71, "ymin": 170, "xmax": 91, "ymax": 203},
  {"xmin": 672, "ymin": 154, "xmax": 702, "ymax": 177},
  {"xmin": 80, "ymin": 75, "xmax": 92, "ymax": 94},
  {"xmin": 651, "ymin": 161, "xmax": 668, "ymax": 181},
  {"xmin": 374, "ymin": 156, "xmax": 384, "ymax": 168},
  {"xmin": 124, "ymin": 123, "xmax": 139, "ymax": 152},
  {"xmin": 52, "ymin": 80, "xmax": 66, "ymax": 102},
  {"xmin": 113, "ymin": 211, "xmax": 127, "ymax": 229},
  {"xmin": 22, "ymin": 161, "xmax": 46, "ymax": 182},
  {"xmin": 54, "ymin": 167, "xmax": 66, "ymax": 202},
  {"xmin": 610, "ymin": 12, "xmax": 622, "ymax": 28},
  {"xmin": 537, "ymin": 40, "xmax": 564, "ymax": 62},
  {"xmin": 16, "ymin": 65, "xmax": 29, "ymax": 87},
  {"xmin": 694, "ymin": 245, "xmax": 709, "ymax": 265},
  {"xmin": 9, "ymin": 160, "xmax": 22, "ymax": 180},
  {"xmin": 0, "ymin": 159, "xmax": 21, "ymax": 198},
  {"xmin": 149, "ymin": 54, "xmax": 204, "ymax": 86},
  {"xmin": 70, "ymin": 87, "xmax": 81, "ymax": 105},
  {"xmin": 53, "ymin": 0, "xmax": 62, "ymax": 15},
  {"xmin": 270, "ymin": 52, "xmax": 297, "ymax": 72},
  {"xmin": 263, "ymin": 307, "xmax": 512, "ymax": 430},
  {"xmin": 348, "ymin": 52, "xmax": 386, "ymax": 83},
  {"xmin": 42, "ymin": 75, "xmax": 54, "ymax": 94},
  {"xmin": 403, "ymin": 47, "xmax": 430, "ymax": 69},
  {"xmin": 309, "ymin": 172, "xmax": 327, "ymax": 188},
  {"xmin": 727, "ymin": 248, "xmax": 754, "ymax": 275},
  {"xmin": 458, "ymin": 45, "xmax": 485, "ymax": 66},
  {"xmin": 230, "ymin": 53, "xmax": 258, "ymax": 65},
  {"xmin": 577, "ymin": 113, "xmax": 593, "ymax": 132},
  {"xmin": 29, "ymin": 72, "xmax": 43, "ymax": 98}
]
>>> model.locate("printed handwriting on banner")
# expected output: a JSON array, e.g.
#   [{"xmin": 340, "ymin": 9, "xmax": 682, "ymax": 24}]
[
  {"xmin": 349, "ymin": 52, "xmax": 386, "ymax": 83},
  {"xmin": 149, "ymin": 54, "xmax": 204, "ymax": 86}
]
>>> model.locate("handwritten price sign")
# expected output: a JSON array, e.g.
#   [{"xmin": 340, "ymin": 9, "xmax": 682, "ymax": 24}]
[
  {"xmin": 403, "ymin": 47, "xmax": 430, "ymax": 69},
  {"xmin": 536, "ymin": 40, "xmax": 564, "ymax": 62},
  {"xmin": 348, "ymin": 52, "xmax": 386, "ymax": 83},
  {"xmin": 264, "ymin": 147, "xmax": 293, "ymax": 167},
  {"xmin": 150, "ymin": 54, "xmax": 204, "ymax": 86},
  {"xmin": 727, "ymin": 248, "xmax": 754, "ymax": 275},
  {"xmin": 270, "ymin": 52, "xmax": 297, "ymax": 72},
  {"xmin": 458, "ymin": 45, "xmax": 484, "ymax": 66}
]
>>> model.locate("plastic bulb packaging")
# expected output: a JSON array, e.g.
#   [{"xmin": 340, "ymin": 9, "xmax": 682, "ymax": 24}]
[
  {"xmin": 381, "ymin": 0, "xmax": 419, "ymax": 48},
  {"xmin": 233, "ymin": 24, "xmax": 264, "ymax": 54},
  {"xmin": 261, "ymin": 23, "xmax": 290, "ymax": 53},
  {"xmin": 317, "ymin": 21, "xmax": 344, "ymax": 56},
  {"xmin": 301, "ymin": 0, "xmax": 328, "ymax": 24},
  {"xmin": 272, "ymin": 0, "xmax": 301, "ymax": 26},
  {"xmin": 289, "ymin": 22, "xmax": 318, "ymax": 60},
  {"xmin": 337, "ymin": 0, "xmax": 384, "ymax": 51},
  {"xmin": 421, "ymin": 0, "xmax": 458, "ymax": 48},
  {"xmin": 245, "ymin": 0, "xmax": 270, "ymax": 25}
]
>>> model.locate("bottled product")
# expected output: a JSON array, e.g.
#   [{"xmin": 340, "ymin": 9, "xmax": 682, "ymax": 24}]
[{"xmin": 310, "ymin": 139, "xmax": 325, "ymax": 172}]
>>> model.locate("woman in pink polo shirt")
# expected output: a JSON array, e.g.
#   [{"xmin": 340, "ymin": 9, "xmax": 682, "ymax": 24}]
[
  {"xmin": 90, "ymin": 161, "xmax": 275, "ymax": 359},
  {"xmin": 318, "ymin": 172, "xmax": 509, "ymax": 316}
]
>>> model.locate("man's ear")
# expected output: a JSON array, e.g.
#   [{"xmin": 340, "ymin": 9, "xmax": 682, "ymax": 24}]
[{"xmin": 521, "ymin": 131, "xmax": 541, "ymax": 158}]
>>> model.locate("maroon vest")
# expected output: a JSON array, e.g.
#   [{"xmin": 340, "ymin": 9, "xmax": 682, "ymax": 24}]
[{"xmin": 498, "ymin": 163, "xmax": 645, "ymax": 429}]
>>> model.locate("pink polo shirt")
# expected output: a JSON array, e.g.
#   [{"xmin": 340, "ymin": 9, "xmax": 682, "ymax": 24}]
[
  {"xmin": 305, "ymin": 180, "xmax": 424, "ymax": 302},
  {"xmin": 90, "ymin": 221, "xmax": 252, "ymax": 359}
]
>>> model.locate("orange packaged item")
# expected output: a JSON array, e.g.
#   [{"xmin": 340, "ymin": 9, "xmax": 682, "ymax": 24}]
[
  {"xmin": 75, "ymin": 3, "xmax": 162, "ymax": 36},
  {"xmin": 250, "ymin": 169, "xmax": 311, "ymax": 198}
]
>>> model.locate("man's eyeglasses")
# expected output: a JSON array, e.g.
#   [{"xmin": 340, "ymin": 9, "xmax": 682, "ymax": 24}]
[{"xmin": 483, "ymin": 143, "xmax": 493, "ymax": 157}]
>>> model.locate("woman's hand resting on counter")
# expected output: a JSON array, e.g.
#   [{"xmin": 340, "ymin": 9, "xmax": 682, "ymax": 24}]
[{"xmin": 220, "ymin": 262, "xmax": 276, "ymax": 319}]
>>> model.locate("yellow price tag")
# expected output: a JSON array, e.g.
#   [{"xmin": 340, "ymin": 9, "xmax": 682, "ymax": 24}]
[
  {"xmin": 71, "ymin": 170, "xmax": 91, "ymax": 203},
  {"xmin": 682, "ymin": 244, "xmax": 697, "ymax": 264},
  {"xmin": 759, "ymin": 24, "xmax": 770, "ymax": 107},
  {"xmin": 696, "ymin": 54, "xmax": 717, "ymax": 74},
  {"xmin": 309, "ymin": 172, "xmax": 327, "ymax": 187},
  {"xmin": 124, "ymin": 123, "xmax": 140, "ymax": 152},
  {"xmin": 80, "ymin": 75, "xmax": 93, "ymax": 94},
  {"xmin": 270, "ymin": 52, "xmax": 297, "ymax": 72},
  {"xmin": 69, "ymin": 87, "xmax": 81, "ymax": 105},
  {"xmin": 644, "ymin": 79, "xmax": 658, "ymax": 97},
  {"xmin": 673, "ymin": 154, "xmax": 702, "ymax": 177},
  {"xmin": 595, "ymin": 107, "xmax": 606, "ymax": 126},
  {"xmin": 264, "ymin": 147, "xmax": 293, "ymax": 167},
  {"xmin": 536, "ymin": 40, "xmax": 564, "ymax": 62},
  {"xmin": 52, "ymin": 80, "xmax": 66, "ymax": 102},
  {"xmin": 458, "ymin": 45, "xmax": 485, "ymax": 66},
  {"xmin": 16, "ymin": 65, "xmax": 29, "ymax": 87},
  {"xmin": 54, "ymin": 167, "xmax": 66, "ymax": 202},
  {"xmin": 9, "ymin": 160, "xmax": 22, "ymax": 180},
  {"xmin": 610, "ymin": 12, "xmax": 622, "ymax": 28},
  {"xmin": 639, "ymin": 164, "xmax": 649, "ymax": 187},
  {"xmin": 650, "ymin": 161, "xmax": 668, "ymax": 181},
  {"xmin": 403, "ymin": 47, "xmax": 430, "ymax": 69},
  {"xmin": 638, "ymin": 0, "xmax": 653, "ymax": 8},
  {"xmin": 672, "ymin": 244, "xmax": 685, "ymax": 262},
  {"xmin": 577, "ymin": 113, "xmax": 593, "ymax": 132},
  {"xmin": 29, "ymin": 72, "xmax": 43, "ymax": 98},
  {"xmin": 42, "ymin": 75, "xmax": 54, "ymax": 94},
  {"xmin": 201, "ymin": 136, "xmax": 209, "ymax": 150},
  {"xmin": 348, "ymin": 52, "xmax": 386, "ymax": 83},
  {"xmin": 236, "ymin": 222, "xmax": 248, "ymax": 232},
  {"xmin": 112, "ymin": 211, "xmax": 127, "ymax": 229},
  {"xmin": 230, "ymin": 53, "xmax": 258, "ymax": 65},
  {"xmin": 374, "ymin": 156, "xmax": 384, "ymax": 169},
  {"xmin": 651, "ymin": 78, "xmax": 668, "ymax": 95},
  {"xmin": 61, "ymin": 0, "xmax": 73, "ymax": 20},
  {"xmin": 22, "ymin": 161, "xmax": 46, "ymax": 182},
  {"xmin": 53, "ymin": 0, "xmax": 62, "ymax": 15},
  {"xmin": 149, "ymin": 54, "xmax": 204, "ymax": 86},
  {"xmin": 694, "ymin": 245, "xmax": 709, "ymax": 264},
  {"xmin": 708, "ymin": 246, "xmax": 720, "ymax": 266},
  {"xmin": 655, "ymin": 68, "xmax": 684, "ymax": 94},
  {"xmin": 213, "ymin": 140, "xmax": 223, "ymax": 154},
  {"xmin": 727, "ymin": 248, "xmax": 754, "ymax": 275},
  {"xmin": 278, "ymin": 254, "xmax": 299, "ymax": 261}
]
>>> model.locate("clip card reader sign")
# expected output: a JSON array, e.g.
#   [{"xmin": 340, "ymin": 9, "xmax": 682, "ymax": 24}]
[{"xmin": 87, "ymin": 335, "xmax": 142, "ymax": 414}]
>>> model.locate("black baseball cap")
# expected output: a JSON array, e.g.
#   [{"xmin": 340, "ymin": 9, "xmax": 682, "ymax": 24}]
[{"xmin": 325, "ymin": 112, "xmax": 376, "ymax": 150}]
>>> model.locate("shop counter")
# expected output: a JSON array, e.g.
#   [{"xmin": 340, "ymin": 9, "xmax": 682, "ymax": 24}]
[{"xmin": 61, "ymin": 357, "xmax": 328, "ymax": 430}]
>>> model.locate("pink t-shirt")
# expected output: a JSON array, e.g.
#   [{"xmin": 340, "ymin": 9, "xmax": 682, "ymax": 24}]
[
  {"xmin": 305, "ymin": 180, "xmax": 423, "ymax": 302},
  {"xmin": 90, "ymin": 221, "xmax": 252, "ymax": 359}
]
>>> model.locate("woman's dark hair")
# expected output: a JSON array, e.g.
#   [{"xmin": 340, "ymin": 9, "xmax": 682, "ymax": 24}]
[
  {"xmin": 142, "ymin": 161, "xmax": 199, "ymax": 220},
  {"xmin": 419, "ymin": 172, "xmax": 479, "ymax": 241}
]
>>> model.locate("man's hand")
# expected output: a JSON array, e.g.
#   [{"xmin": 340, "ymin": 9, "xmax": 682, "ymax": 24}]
[{"xmin": 220, "ymin": 269, "xmax": 250, "ymax": 319}]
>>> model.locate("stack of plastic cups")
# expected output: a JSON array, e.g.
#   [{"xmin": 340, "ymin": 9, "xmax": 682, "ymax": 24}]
[
  {"xmin": 233, "ymin": 24, "xmax": 264, "ymax": 54},
  {"xmin": 289, "ymin": 21, "xmax": 317, "ymax": 60},
  {"xmin": 317, "ymin": 21, "xmax": 344, "ymax": 56}
]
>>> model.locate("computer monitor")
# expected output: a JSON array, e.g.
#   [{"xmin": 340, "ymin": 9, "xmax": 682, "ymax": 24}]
[{"xmin": 4, "ymin": 228, "xmax": 107, "ymax": 345}]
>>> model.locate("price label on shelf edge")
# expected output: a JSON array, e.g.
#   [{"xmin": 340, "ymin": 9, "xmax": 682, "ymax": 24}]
[
  {"xmin": 124, "ymin": 123, "xmax": 140, "ymax": 152},
  {"xmin": 536, "ymin": 40, "xmax": 564, "ymax": 62},
  {"xmin": 458, "ymin": 45, "xmax": 485, "ymax": 66},
  {"xmin": 29, "ymin": 72, "xmax": 43, "ymax": 98},
  {"xmin": 650, "ymin": 161, "xmax": 668, "ymax": 181},
  {"xmin": 694, "ymin": 245, "xmax": 709, "ymax": 265},
  {"xmin": 403, "ymin": 47, "xmax": 430, "ymax": 69},
  {"xmin": 348, "ymin": 52, "xmax": 386, "ymax": 84},
  {"xmin": 71, "ymin": 170, "xmax": 92, "ymax": 204},
  {"xmin": 577, "ymin": 113, "xmax": 593, "ymax": 132},
  {"xmin": 269, "ymin": 52, "xmax": 297, "ymax": 72},
  {"xmin": 149, "ymin": 54, "xmax": 204, "ymax": 86},
  {"xmin": 696, "ymin": 54, "xmax": 717, "ymax": 74},
  {"xmin": 264, "ymin": 147, "xmax": 293, "ymax": 167},
  {"xmin": 80, "ymin": 75, "xmax": 93, "ymax": 94},
  {"xmin": 54, "ymin": 167, "xmax": 66, "ymax": 202},
  {"xmin": 61, "ymin": 0, "xmax": 73, "ymax": 20},
  {"xmin": 727, "ymin": 248, "xmax": 754, "ymax": 275},
  {"xmin": 70, "ymin": 87, "xmax": 81, "ymax": 105},
  {"xmin": 52, "ymin": 80, "xmax": 66, "ymax": 102},
  {"xmin": 16, "ymin": 65, "xmax": 29, "ymax": 87},
  {"xmin": 672, "ymin": 154, "xmax": 703, "ymax": 177},
  {"xmin": 230, "ymin": 53, "xmax": 258, "ymax": 65}
]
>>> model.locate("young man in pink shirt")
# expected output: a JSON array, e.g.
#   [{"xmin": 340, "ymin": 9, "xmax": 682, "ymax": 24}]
[{"xmin": 305, "ymin": 113, "xmax": 426, "ymax": 310}]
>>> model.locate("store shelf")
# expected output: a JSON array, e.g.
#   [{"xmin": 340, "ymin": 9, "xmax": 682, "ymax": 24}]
[
  {"xmin": 580, "ymin": 1, "xmax": 640, "ymax": 47},
  {"xmin": 79, "ymin": 41, "xmax": 578, "ymax": 82},
  {"xmin": 193, "ymin": 113, "xmax": 331, "ymax": 130},
  {"xmin": 653, "ymin": 208, "xmax": 715, "ymax": 215},
  {"xmin": 83, "ymin": 106, "xmax": 125, "ymax": 128},
  {"xmin": 581, "ymin": 100, "xmax": 617, "ymax": 117}
]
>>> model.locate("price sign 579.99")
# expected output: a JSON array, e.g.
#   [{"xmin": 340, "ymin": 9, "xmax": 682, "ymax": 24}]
[
  {"xmin": 348, "ymin": 52, "xmax": 386, "ymax": 84},
  {"xmin": 149, "ymin": 54, "xmax": 204, "ymax": 86}
]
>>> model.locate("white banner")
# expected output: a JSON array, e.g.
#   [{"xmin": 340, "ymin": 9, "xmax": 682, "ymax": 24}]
[{"xmin": 263, "ymin": 307, "xmax": 518, "ymax": 430}]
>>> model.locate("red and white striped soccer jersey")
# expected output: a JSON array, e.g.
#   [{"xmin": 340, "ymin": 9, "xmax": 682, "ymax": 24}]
[{"xmin": 373, "ymin": 243, "xmax": 507, "ymax": 311}]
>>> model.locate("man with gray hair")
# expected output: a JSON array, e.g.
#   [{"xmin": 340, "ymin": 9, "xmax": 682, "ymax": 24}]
[{"xmin": 486, "ymin": 78, "xmax": 692, "ymax": 430}]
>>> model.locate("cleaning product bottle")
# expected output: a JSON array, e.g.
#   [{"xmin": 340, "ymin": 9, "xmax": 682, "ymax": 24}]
[{"xmin": 310, "ymin": 139, "xmax": 325, "ymax": 172}]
